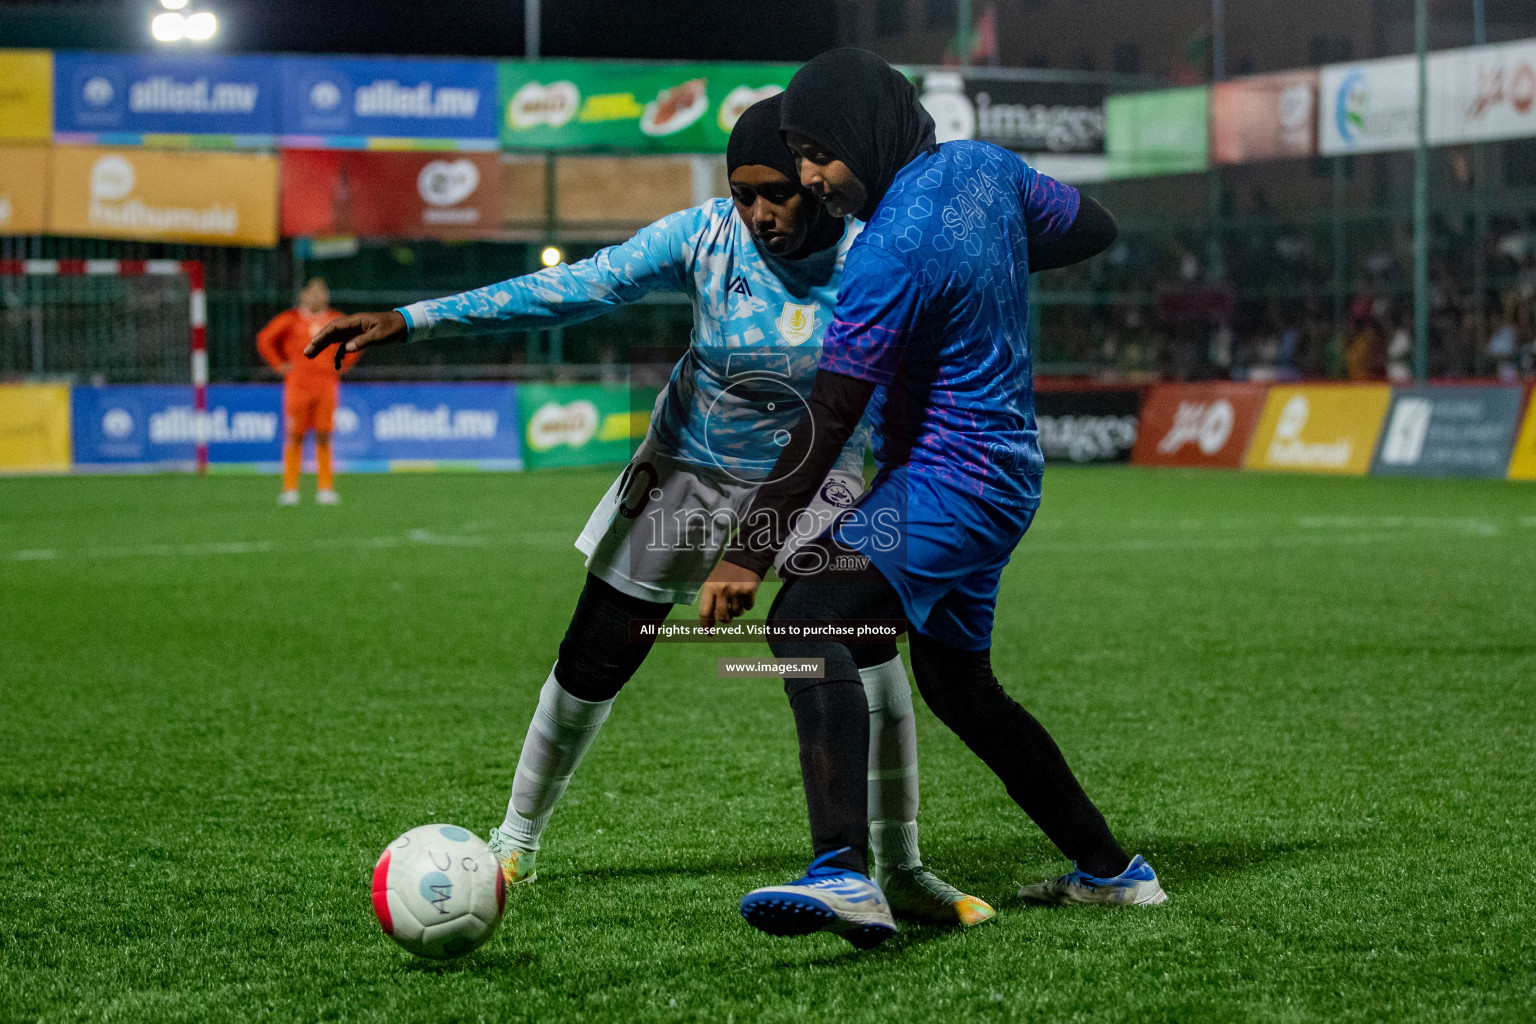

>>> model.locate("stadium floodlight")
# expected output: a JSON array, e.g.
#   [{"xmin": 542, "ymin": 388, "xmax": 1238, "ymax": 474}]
[
  {"xmin": 159, "ymin": 0, "xmax": 190, "ymax": 9},
  {"xmin": 151, "ymin": 12, "xmax": 186, "ymax": 41},
  {"xmin": 184, "ymin": 11, "xmax": 218, "ymax": 41},
  {"xmin": 541, "ymin": 246, "xmax": 563, "ymax": 267}
]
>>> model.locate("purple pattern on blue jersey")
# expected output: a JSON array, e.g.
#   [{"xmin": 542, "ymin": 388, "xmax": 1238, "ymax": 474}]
[{"xmin": 819, "ymin": 141, "xmax": 1080, "ymax": 507}]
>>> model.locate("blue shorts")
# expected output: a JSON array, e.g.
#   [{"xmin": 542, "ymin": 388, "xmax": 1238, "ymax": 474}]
[{"xmin": 831, "ymin": 465, "xmax": 1035, "ymax": 650}]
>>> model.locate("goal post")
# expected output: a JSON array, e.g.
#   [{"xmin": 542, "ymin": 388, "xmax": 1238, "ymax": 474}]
[{"xmin": 0, "ymin": 258, "xmax": 208, "ymax": 473}]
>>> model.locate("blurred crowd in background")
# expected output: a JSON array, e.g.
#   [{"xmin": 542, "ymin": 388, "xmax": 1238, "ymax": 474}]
[{"xmin": 1036, "ymin": 194, "xmax": 1536, "ymax": 383}]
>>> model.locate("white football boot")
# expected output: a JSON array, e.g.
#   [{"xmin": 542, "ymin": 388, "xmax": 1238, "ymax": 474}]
[
  {"xmin": 1018, "ymin": 854, "xmax": 1168, "ymax": 906},
  {"xmin": 740, "ymin": 848, "xmax": 896, "ymax": 949},
  {"xmin": 487, "ymin": 828, "xmax": 538, "ymax": 887}
]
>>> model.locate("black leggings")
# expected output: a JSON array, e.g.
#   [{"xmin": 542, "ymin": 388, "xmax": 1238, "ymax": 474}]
[
  {"xmin": 552, "ymin": 573, "xmax": 673, "ymax": 703},
  {"xmin": 767, "ymin": 542, "xmax": 1129, "ymax": 878}
]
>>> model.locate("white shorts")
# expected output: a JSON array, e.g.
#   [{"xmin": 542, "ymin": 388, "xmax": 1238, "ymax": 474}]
[{"xmin": 575, "ymin": 438, "xmax": 865, "ymax": 606}]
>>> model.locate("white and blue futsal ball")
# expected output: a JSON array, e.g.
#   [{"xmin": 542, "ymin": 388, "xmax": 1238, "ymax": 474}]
[{"xmin": 371, "ymin": 824, "xmax": 504, "ymax": 960}]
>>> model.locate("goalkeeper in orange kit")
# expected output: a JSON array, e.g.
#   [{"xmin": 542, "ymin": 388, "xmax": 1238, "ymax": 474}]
[{"xmin": 256, "ymin": 277, "xmax": 358, "ymax": 505}]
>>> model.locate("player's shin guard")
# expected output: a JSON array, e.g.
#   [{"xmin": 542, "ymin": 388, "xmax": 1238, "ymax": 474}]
[
  {"xmin": 861, "ymin": 655, "xmax": 922, "ymax": 873},
  {"xmin": 499, "ymin": 666, "xmax": 614, "ymax": 851}
]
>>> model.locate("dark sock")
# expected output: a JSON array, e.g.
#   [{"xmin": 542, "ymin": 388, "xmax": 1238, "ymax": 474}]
[
  {"xmin": 787, "ymin": 679, "xmax": 870, "ymax": 876},
  {"xmin": 910, "ymin": 635, "xmax": 1131, "ymax": 879}
]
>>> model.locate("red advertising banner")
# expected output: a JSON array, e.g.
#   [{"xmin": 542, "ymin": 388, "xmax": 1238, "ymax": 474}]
[
  {"xmin": 1211, "ymin": 70, "xmax": 1318, "ymax": 165},
  {"xmin": 1132, "ymin": 382, "xmax": 1269, "ymax": 469},
  {"xmin": 280, "ymin": 149, "xmax": 501, "ymax": 238}
]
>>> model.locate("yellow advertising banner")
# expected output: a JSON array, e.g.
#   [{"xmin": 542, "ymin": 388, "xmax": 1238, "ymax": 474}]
[
  {"xmin": 1506, "ymin": 388, "xmax": 1536, "ymax": 481},
  {"xmin": 0, "ymin": 384, "xmax": 71, "ymax": 473},
  {"xmin": 47, "ymin": 146, "xmax": 279, "ymax": 247},
  {"xmin": 0, "ymin": 145, "xmax": 48, "ymax": 235},
  {"xmin": 0, "ymin": 51, "xmax": 52, "ymax": 142},
  {"xmin": 1244, "ymin": 385, "xmax": 1392, "ymax": 475}
]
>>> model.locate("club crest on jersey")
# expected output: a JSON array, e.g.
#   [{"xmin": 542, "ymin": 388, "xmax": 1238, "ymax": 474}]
[
  {"xmin": 820, "ymin": 478, "xmax": 856, "ymax": 508},
  {"xmin": 776, "ymin": 302, "xmax": 818, "ymax": 345}
]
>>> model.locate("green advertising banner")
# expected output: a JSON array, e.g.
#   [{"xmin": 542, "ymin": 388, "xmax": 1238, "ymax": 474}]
[
  {"xmin": 498, "ymin": 61, "xmax": 796, "ymax": 152},
  {"xmin": 1106, "ymin": 86, "xmax": 1210, "ymax": 178},
  {"xmin": 516, "ymin": 382, "xmax": 655, "ymax": 469}
]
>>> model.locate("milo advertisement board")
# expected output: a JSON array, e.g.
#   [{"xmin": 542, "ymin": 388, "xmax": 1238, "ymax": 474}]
[
  {"xmin": 516, "ymin": 382, "xmax": 655, "ymax": 469},
  {"xmin": 498, "ymin": 61, "xmax": 794, "ymax": 153}
]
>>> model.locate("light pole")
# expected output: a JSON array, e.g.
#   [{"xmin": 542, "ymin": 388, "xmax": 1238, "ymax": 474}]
[
  {"xmin": 1208, "ymin": 0, "xmax": 1226, "ymax": 289},
  {"xmin": 1471, "ymin": 0, "xmax": 1489, "ymax": 372},
  {"xmin": 1413, "ymin": 0, "xmax": 1430, "ymax": 382},
  {"xmin": 526, "ymin": 0, "xmax": 540, "ymax": 59}
]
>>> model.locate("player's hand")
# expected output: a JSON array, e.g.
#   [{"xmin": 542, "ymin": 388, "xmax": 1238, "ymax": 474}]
[
  {"xmin": 699, "ymin": 559, "xmax": 761, "ymax": 629},
  {"xmin": 305, "ymin": 310, "xmax": 408, "ymax": 369}
]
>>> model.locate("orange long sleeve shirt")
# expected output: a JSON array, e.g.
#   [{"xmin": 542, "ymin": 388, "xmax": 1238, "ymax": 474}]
[{"xmin": 256, "ymin": 308, "xmax": 357, "ymax": 392}]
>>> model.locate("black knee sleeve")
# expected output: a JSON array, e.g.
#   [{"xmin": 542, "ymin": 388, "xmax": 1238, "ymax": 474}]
[
  {"xmin": 553, "ymin": 573, "xmax": 672, "ymax": 703},
  {"xmin": 767, "ymin": 557, "xmax": 906, "ymax": 699},
  {"xmin": 768, "ymin": 578, "xmax": 862, "ymax": 701}
]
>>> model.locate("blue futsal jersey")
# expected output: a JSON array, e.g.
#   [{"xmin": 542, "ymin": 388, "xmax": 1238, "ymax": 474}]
[
  {"xmin": 821, "ymin": 140, "xmax": 1079, "ymax": 509},
  {"xmin": 822, "ymin": 141, "xmax": 1081, "ymax": 649},
  {"xmin": 397, "ymin": 198, "xmax": 867, "ymax": 482}
]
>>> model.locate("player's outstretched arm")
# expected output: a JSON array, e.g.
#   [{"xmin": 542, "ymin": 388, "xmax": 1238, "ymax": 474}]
[
  {"xmin": 305, "ymin": 310, "xmax": 407, "ymax": 369},
  {"xmin": 400, "ymin": 207, "xmax": 698, "ymax": 344}
]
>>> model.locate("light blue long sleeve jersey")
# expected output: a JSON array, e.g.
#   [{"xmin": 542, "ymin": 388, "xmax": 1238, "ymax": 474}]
[{"xmin": 397, "ymin": 197, "xmax": 870, "ymax": 482}]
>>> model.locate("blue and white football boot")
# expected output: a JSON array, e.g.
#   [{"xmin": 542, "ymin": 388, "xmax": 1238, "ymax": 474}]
[
  {"xmin": 1017, "ymin": 854, "xmax": 1168, "ymax": 906},
  {"xmin": 740, "ymin": 848, "xmax": 897, "ymax": 949}
]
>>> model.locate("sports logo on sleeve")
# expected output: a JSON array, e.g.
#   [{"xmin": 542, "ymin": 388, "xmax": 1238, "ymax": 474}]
[
  {"xmin": 776, "ymin": 302, "xmax": 818, "ymax": 345},
  {"xmin": 819, "ymin": 478, "xmax": 857, "ymax": 507}
]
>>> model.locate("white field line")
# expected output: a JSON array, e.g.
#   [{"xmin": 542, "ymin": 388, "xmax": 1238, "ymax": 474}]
[
  {"xmin": 2, "ymin": 529, "xmax": 577, "ymax": 563},
  {"xmin": 2, "ymin": 516, "xmax": 1525, "ymax": 564}
]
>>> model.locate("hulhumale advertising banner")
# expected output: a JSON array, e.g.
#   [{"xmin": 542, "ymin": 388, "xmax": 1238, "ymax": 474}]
[
  {"xmin": 1371, "ymin": 386, "xmax": 1526, "ymax": 478},
  {"xmin": 281, "ymin": 150, "xmax": 502, "ymax": 238},
  {"xmin": 71, "ymin": 383, "xmax": 522, "ymax": 471},
  {"xmin": 499, "ymin": 61, "xmax": 794, "ymax": 153},
  {"xmin": 1244, "ymin": 385, "xmax": 1392, "ymax": 475},
  {"xmin": 0, "ymin": 146, "xmax": 49, "ymax": 235},
  {"xmin": 47, "ymin": 146, "xmax": 279, "ymax": 247},
  {"xmin": 52, "ymin": 52, "xmax": 280, "ymax": 146},
  {"xmin": 279, "ymin": 56, "xmax": 499, "ymax": 149},
  {"xmin": 1211, "ymin": 71, "xmax": 1318, "ymax": 165}
]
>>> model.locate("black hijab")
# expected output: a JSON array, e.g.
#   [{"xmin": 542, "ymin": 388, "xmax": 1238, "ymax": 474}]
[
  {"xmin": 726, "ymin": 92, "xmax": 798, "ymax": 181},
  {"xmin": 780, "ymin": 48, "xmax": 937, "ymax": 222},
  {"xmin": 727, "ymin": 91, "xmax": 843, "ymax": 260}
]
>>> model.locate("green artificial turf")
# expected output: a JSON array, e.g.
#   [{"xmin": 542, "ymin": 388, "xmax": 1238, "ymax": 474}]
[{"xmin": 2, "ymin": 467, "xmax": 1533, "ymax": 1023}]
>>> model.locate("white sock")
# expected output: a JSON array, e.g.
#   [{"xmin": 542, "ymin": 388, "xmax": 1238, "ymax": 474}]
[
  {"xmin": 498, "ymin": 665, "xmax": 614, "ymax": 851},
  {"xmin": 861, "ymin": 654, "xmax": 923, "ymax": 872}
]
